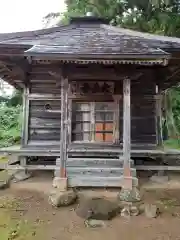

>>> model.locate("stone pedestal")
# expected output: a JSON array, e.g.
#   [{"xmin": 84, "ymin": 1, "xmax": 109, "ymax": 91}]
[
  {"xmin": 12, "ymin": 169, "xmax": 32, "ymax": 183},
  {"xmin": 118, "ymin": 187, "xmax": 141, "ymax": 202},
  {"xmin": 49, "ymin": 189, "xmax": 77, "ymax": 207},
  {"xmin": 50, "ymin": 177, "xmax": 77, "ymax": 207},
  {"xmin": 52, "ymin": 177, "xmax": 67, "ymax": 191},
  {"xmin": 150, "ymin": 174, "xmax": 169, "ymax": 184}
]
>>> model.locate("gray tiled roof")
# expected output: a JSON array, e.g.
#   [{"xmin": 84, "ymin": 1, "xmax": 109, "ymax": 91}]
[
  {"xmin": 0, "ymin": 17, "xmax": 179, "ymax": 56},
  {"xmin": 24, "ymin": 24, "xmax": 168, "ymax": 57}
]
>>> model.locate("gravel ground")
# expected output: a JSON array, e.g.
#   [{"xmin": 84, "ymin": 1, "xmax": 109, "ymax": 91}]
[{"xmin": 1, "ymin": 187, "xmax": 180, "ymax": 240}]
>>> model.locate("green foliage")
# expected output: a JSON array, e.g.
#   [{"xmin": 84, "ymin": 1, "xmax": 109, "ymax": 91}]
[
  {"xmin": 168, "ymin": 87, "xmax": 180, "ymax": 132},
  {"xmin": 58, "ymin": 0, "xmax": 180, "ymax": 36},
  {"xmin": 43, "ymin": 0, "xmax": 180, "ymax": 36},
  {"xmin": 7, "ymin": 90, "xmax": 22, "ymax": 107},
  {"xmin": 0, "ymin": 89, "xmax": 22, "ymax": 148},
  {"xmin": 0, "ymin": 104, "xmax": 21, "ymax": 147}
]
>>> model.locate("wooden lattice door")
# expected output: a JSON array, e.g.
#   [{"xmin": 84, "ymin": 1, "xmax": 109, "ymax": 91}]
[
  {"xmin": 95, "ymin": 102, "xmax": 114, "ymax": 142},
  {"xmin": 72, "ymin": 101, "xmax": 118, "ymax": 143}
]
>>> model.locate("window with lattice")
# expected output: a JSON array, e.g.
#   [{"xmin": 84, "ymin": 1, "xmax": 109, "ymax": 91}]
[{"xmin": 72, "ymin": 101, "xmax": 118, "ymax": 143}]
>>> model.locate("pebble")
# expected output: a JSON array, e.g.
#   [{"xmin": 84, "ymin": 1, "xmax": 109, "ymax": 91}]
[
  {"xmin": 144, "ymin": 204, "xmax": 159, "ymax": 218},
  {"xmin": 84, "ymin": 219, "xmax": 106, "ymax": 228}
]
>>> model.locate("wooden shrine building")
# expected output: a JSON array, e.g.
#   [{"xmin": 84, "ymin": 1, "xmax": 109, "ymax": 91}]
[{"xmin": 0, "ymin": 15, "xmax": 180, "ymax": 188}]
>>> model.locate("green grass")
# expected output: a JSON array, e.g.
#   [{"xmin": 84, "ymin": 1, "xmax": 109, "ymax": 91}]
[
  {"xmin": 0, "ymin": 197, "xmax": 42, "ymax": 240},
  {"xmin": 164, "ymin": 139, "xmax": 180, "ymax": 150},
  {"xmin": 0, "ymin": 156, "xmax": 8, "ymax": 163}
]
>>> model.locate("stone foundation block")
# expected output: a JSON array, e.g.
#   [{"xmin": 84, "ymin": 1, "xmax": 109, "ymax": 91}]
[
  {"xmin": 52, "ymin": 177, "xmax": 67, "ymax": 191},
  {"xmin": 49, "ymin": 189, "xmax": 77, "ymax": 207},
  {"xmin": 150, "ymin": 174, "xmax": 169, "ymax": 184},
  {"xmin": 144, "ymin": 204, "xmax": 159, "ymax": 218},
  {"xmin": 12, "ymin": 170, "xmax": 32, "ymax": 183},
  {"xmin": 118, "ymin": 187, "xmax": 141, "ymax": 202}
]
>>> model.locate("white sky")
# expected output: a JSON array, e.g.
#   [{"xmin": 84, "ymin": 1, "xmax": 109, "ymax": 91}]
[
  {"xmin": 0, "ymin": 0, "xmax": 66, "ymax": 95},
  {"xmin": 0, "ymin": 0, "xmax": 66, "ymax": 33}
]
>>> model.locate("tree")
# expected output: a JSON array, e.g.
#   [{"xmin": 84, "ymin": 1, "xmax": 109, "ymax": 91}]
[
  {"xmin": 43, "ymin": 0, "xmax": 180, "ymax": 36},
  {"xmin": 7, "ymin": 90, "xmax": 22, "ymax": 107}
]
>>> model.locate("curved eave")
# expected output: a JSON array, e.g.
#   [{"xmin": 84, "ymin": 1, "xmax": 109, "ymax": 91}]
[
  {"xmin": 24, "ymin": 44, "xmax": 170, "ymax": 66},
  {"xmin": 28, "ymin": 55, "xmax": 170, "ymax": 66},
  {"xmin": 34, "ymin": 58, "xmax": 168, "ymax": 66}
]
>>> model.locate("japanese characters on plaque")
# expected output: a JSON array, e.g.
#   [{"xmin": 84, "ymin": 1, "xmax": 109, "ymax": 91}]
[{"xmin": 71, "ymin": 81, "xmax": 114, "ymax": 95}]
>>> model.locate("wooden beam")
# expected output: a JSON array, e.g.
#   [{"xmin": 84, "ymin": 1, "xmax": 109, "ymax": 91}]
[
  {"xmin": 136, "ymin": 165, "xmax": 180, "ymax": 171},
  {"xmin": 122, "ymin": 77, "xmax": 132, "ymax": 189},
  {"xmin": 27, "ymin": 93, "xmax": 61, "ymax": 100},
  {"xmin": 20, "ymin": 87, "xmax": 30, "ymax": 168},
  {"xmin": 21, "ymin": 87, "xmax": 29, "ymax": 147},
  {"xmin": 63, "ymin": 77, "xmax": 68, "ymax": 174},
  {"xmin": 55, "ymin": 76, "xmax": 68, "ymax": 178},
  {"xmin": 90, "ymin": 102, "xmax": 95, "ymax": 142},
  {"xmin": 155, "ymin": 85, "xmax": 163, "ymax": 147},
  {"xmin": 0, "ymin": 165, "xmax": 57, "ymax": 170},
  {"xmin": 113, "ymin": 95, "xmax": 121, "ymax": 143},
  {"xmin": 67, "ymin": 83, "xmax": 72, "ymax": 144}
]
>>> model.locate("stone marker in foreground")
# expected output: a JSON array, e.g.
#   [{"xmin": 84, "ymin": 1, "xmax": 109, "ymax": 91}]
[
  {"xmin": 84, "ymin": 219, "xmax": 106, "ymax": 228},
  {"xmin": 76, "ymin": 197, "xmax": 121, "ymax": 220},
  {"xmin": 144, "ymin": 204, "xmax": 159, "ymax": 218}
]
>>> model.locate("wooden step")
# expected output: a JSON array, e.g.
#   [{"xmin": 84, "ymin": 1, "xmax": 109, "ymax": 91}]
[
  {"xmin": 67, "ymin": 167, "xmax": 136, "ymax": 177},
  {"xmin": 69, "ymin": 152, "xmax": 122, "ymax": 157},
  {"xmin": 66, "ymin": 157, "xmax": 136, "ymax": 187},
  {"xmin": 68, "ymin": 176, "xmax": 138, "ymax": 187},
  {"xmin": 67, "ymin": 157, "xmax": 134, "ymax": 167}
]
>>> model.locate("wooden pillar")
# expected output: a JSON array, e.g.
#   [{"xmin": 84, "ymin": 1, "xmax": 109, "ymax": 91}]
[
  {"xmin": 122, "ymin": 78, "xmax": 132, "ymax": 189},
  {"xmin": 67, "ymin": 83, "xmax": 72, "ymax": 145},
  {"xmin": 113, "ymin": 95, "xmax": 121, "ymax": 144},
  {"xmin": 155, "ymin": 85, "xmax": 163, "ymax": 147},
  {"xmin": 20, "ymin": 86, "xmax": 30, "ymax": 168},
  {"xmin": 21, "ymin": 87, "xmax": 30, "ymax": 147},
  {"xmin": 55, "ymin": 76, "xmax": 68, "ymax": 179}
]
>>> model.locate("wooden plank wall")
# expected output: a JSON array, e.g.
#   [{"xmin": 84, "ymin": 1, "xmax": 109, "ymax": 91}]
[
  {"xmin": 28, "ymin": 100, "xmax": 61, "ymax": 144},
  {"xmin": 26, "ymin": 64, "xmax": 156, "ymax": 147},
  {"xmin": 119, "ymin": 80, "xmax": 156, "ymax": 144},
  {"xmin": 28, "ymin": 71, "xmax": 61, "ymax": 146}
]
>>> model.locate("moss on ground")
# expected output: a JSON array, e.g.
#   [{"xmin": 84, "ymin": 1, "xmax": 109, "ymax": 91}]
[
  {"xmin": 164, "ymin": 139, "xmax": 180, "ymax": 150},
  {"xmin": 0, "ymin": 156, "xmax": 8, "ymax": 163},
  {"xmin": 0, "ymin": 196, "xmax": 42, "ymax": 240}
]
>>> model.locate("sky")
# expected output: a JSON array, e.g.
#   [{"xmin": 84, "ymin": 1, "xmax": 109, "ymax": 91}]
[
  {"xmin": 0, "ymin": 0, "xmax": 66, "ymax": 95},
  {"xmin": 0, "ymin": 0, "xmax": 66, "ymax": 33}
]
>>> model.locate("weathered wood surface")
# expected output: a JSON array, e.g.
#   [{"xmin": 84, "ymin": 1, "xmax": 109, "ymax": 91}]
[
  {"xmin": 122, "ymin": 77, "xmax": 132, "ymax": 189},
  {"xmin": 155, "ymin": 88, "xmax": 163, "ymax": 147},
  {"xmin": 27, "ymin": 84, "xmax": 156, "ymax": 146},
  {"xmin": 1, "ymin": 144, "xmax": 180, "ymax": 158},
  {"xmin": 23, "ymin": 62, "xmax": 158, "ymax": 147},
  {"xmin": 21, "ymin": 87, "xmax": 29, "ymax": 146},
  {"xmin": 68, "ymin": 176, "xmax": 138, "ymax": 187},
  {"xmin": 28, "ymin": 100, "xmax": 61, "ymax": 143},
  {"xmin": 58, "ymin": 77, "xmax": 68, "ymax": 178},
  {"xmin": 119, "ymin": 95, "xmax": 156, "ymax": 144}
]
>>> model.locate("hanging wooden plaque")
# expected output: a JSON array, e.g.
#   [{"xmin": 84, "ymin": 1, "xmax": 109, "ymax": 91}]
[{"xmin": 71, "ymin": 81, "xmax": 114, "ymax": 95}]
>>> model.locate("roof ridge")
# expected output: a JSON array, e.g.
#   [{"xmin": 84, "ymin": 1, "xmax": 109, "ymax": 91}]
[{"xmin": 0, "ymin": 24, "xmax": 70, "ymax": 42}]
